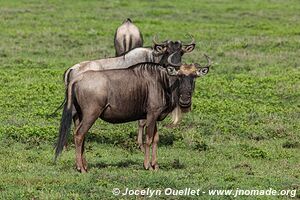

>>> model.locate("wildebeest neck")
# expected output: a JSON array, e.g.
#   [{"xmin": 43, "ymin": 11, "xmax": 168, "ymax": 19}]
[{"xmin": 130, "ymin": 63, "xmax": 180, "ymax": 112}]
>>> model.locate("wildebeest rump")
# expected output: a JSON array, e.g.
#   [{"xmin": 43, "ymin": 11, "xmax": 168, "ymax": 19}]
[
  {"xmin": 114, "ymin": 18, "xmax": 143, "ymax": 56},
  {"xmin": 55, "ymin": 62, "xmax": 209, "ymax": 173}
]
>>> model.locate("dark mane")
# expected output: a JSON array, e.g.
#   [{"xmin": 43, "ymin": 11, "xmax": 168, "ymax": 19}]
[
  {"xmin": 106, "ymin": 62, "xmax": 165, "ymax": 73},
  {"xmin": 130, "ymin": 62, "xmax": 179, "ymax": 106},
  {"xmin": 128, "ymin": 62, "xmax": 163, "ymax": 70},
  {"xmin": 127, "ymin": 62, "xmax": 168, "ymax": 80}
]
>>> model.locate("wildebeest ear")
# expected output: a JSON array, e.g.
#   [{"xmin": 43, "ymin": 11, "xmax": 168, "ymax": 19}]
[
  {"xmin": 167, "ymin": 67, "xmax": 178, "ymax": 76},
  {"xmin": 154, "ymin": 45, "xmax": 167, "ymax": 53},
  {"xmin": 182, "ymin": 44, "xmax": 195, "ymax": 53},
  {"xmin": 196, "ymin": 67, "xmax": 209, "ymax": 77}
]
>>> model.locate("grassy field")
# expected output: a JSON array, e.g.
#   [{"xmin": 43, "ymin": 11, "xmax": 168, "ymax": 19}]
[{"xmin": 0, "ymin": 0, "xmax": 300, "ymax": 199}]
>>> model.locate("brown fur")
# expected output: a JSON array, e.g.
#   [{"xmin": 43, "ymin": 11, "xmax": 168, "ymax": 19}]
[{"xmin": 55, "ymin": 63, "xmax": 209, "ymax": 172}]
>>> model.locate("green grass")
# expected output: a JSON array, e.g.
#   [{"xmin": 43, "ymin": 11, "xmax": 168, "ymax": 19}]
[{"xmin": 0, "ymin": 0, "xmax": 299, "ymax": 199}]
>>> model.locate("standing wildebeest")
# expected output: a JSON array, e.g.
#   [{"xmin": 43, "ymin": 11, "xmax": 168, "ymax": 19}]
[
  {"xmin": 62, "ymin": 37, "xmax": 196, "ymax": 149},
  {"xmin": 55, "ymin": 59, "xmax": 210, "ymax": 173},
  {"xmin": 114, "ymin": 18, "xmax": 143, "ymax": 56}
]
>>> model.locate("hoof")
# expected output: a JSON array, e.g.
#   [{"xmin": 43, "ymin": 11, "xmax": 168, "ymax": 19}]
[
  {"xmin": 144, "ymin": 162, "xmax": 151, "ymax": 170},
  {"xmin": 82, "ymin": 159, "xmax": 88, "ymax": 171},
  {"xmin": 76, "ymin": 166, "xmax": 87, "ymax": 173},
  {"xmin": 79, "ymin": 168, "xmax": 87, "ymax": 173},
  {"xmin": 152, "ymin": 164, "xmax": 159, "ymax": 171},
  {"xmin": 139, "ymin": 145, "xmax": 145, "ymax": 153}
]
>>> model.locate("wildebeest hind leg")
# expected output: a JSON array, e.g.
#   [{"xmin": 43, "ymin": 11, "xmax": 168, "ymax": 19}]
[
  {"xmin": 151, "ymin": 123, "xmax": 159, "ymax": 170},
  {"xmin": 73, "ymin": 113, "xmax": 88, "ymax": 170},
  {"xmin": 137, "ymin": 120, "xmax": 146, "ymax": 152},
  {"xmin": 74, "ymin": 107, "xmax": 102, "ymax": 173},
  {"xmin": 144, "ymin": 114, "xmax": 158, "ymax": 170}
]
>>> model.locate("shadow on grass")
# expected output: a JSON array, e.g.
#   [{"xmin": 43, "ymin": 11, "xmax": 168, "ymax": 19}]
[
  {"xmin": 90, "ymin": 159, "xmax": 140, "ymax": 169},
  {"xmin": 160, "ymin": 159, "xmax": 186, "ymax": 170},
  {"xmin": 87, "ymin": 131, "xmax": 176, "ymax": 147},
  {"xmin": 90, "ymin": 159, "xmax": 186, "ymax": 170}
]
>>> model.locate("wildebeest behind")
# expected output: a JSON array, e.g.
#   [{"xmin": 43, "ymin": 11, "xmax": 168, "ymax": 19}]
[
  {"xmin": 55, "ymin": 60, "xmax": 210, "ymax": 173},
  {"xmin": 64, "ymin": 36, "xmax": 196, "ymax": 87},
  {"xmin": 114, "ymin": 18, "xmax": 143, "ymax": 56}
]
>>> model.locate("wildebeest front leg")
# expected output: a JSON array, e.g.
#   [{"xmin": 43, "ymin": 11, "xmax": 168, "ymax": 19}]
[
  {"xmin": 137, "ymin": 120, "xmax": 146, "ymax": 152},
  {"xmin": 151, "ymin": 123, "xmax": 159, "ymax": 170}
]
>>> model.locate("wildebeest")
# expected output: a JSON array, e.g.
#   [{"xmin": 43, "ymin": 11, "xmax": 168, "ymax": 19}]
[
  {"xmin": 64, "ymin": 36, "xmax": 196, "ymax": 86},
  {"xmin": 61, "ymin": 37, "xmax": 196, "ymax": 149},
  {"xmin": 55, "ymin": 59, "xmax": 210, "ymax": 173},
  {"xmin": 114, "ymin": 18, "xmax": 143, "ymax": 56}
]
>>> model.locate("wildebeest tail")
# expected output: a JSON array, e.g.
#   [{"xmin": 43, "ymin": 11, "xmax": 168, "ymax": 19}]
[
  {"xmin": 64, "ymin": 68, "xmax": 73, "ymax": 86},
  {"xmin": 123, "ymin": 18, "xmax": 132, "ymax": 23},
  {"xmin": 54, "ymin": 82, "xmax": 74, "ymax": 161},
  {"xmin": 48, "ymin": 96, "xmax": 66, "ymax": 117},
  {"xmin": 48, "ymin": 69, "xmax": 73, "ymax": 117}
]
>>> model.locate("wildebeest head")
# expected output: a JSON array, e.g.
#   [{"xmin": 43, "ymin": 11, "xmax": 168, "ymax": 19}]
[
  {"xmin": 167, "ymin": 55, "xmax": 211, "ymax": 110},
  {"xmin": 152, "ymin": 35, "xmax": 196, "ymax": 67}
]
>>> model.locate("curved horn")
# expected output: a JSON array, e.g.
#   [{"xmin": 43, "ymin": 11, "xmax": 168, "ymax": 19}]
[
  {"xmin": 153, "ymin": 35, "xmax": 162, "ymax": 46},
  {"xmin": 185, "ymin": 34, "xmax": 195, "ymax": 45},
  {"xmin": 153, "ymin": 35, "xmax": 167, "ymax": 46},
  {"xmin": 204, "ymin": 54, "xmax": 212, "ymax": 68},
  {"xmin": 167, "ymin": 52, "xmax": 182, "ymax": 67},
  {"xmin": 195, "ymin": 54, "xmax": 211, "ymax": 76}
]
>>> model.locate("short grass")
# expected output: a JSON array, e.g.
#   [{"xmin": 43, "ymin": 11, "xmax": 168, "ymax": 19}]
[{"xmin": 0, "ymin": 0, "xmax": 299, "ymax": 199}]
